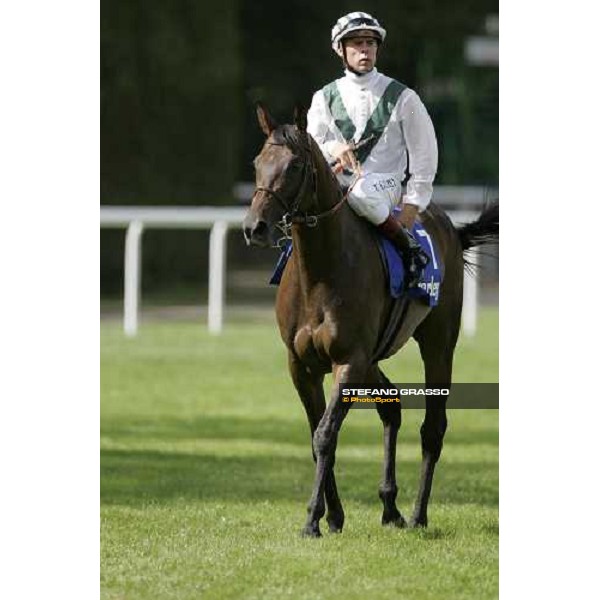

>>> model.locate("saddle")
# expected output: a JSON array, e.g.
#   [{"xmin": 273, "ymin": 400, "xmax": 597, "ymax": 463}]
[{"xmin": 370, "ymin": 222, "xmax": 441, "ymax": 362}]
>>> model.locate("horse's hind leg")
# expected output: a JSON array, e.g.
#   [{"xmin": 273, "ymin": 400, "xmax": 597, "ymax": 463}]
[
  {"xmin": 373, "ymin": 366, "xmax": 406, "ymax": 528},
  {"xmin": 288, "ymin": 353, "xmax": 344, "ymax": 534},
  {"xmin": 410, "ymin": 302, "xmax": 461, "ymax": 528}
]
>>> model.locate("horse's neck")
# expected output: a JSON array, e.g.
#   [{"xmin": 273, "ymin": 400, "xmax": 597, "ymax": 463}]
[
  {"xmin": 292, "ymin": 146, "xmax": 347, "ymax": 292},
  {"xmin": 310, "ymin": 140, "xmax": 343, "ymax": 213}
]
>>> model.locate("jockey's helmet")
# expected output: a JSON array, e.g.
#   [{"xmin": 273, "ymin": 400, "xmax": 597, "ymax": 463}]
[{"xmin": 331, "ymin": 12, "xmax": 387, "ymax": 52}]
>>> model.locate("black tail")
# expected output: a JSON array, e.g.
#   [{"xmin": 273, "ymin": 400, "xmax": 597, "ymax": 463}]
[{"xmin": 457, "ymin": 203, "xmax": 499, "ymax": 251}]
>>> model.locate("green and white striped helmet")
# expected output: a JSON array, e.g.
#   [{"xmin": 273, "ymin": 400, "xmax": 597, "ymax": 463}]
[{"xmin": 331, "ymin": 12, "xmax": 387, "ymax": 51}]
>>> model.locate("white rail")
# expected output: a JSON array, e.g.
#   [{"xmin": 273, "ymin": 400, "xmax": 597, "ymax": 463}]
[
  {"xmin": 101, "ymin": 206, "xmax": 245, "ymax": 336},
  {"xmin": 100, "ymin": 205, "xmax": 482, "ymax": 336}
]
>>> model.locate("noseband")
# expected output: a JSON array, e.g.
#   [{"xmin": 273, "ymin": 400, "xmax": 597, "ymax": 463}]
[{"xmin": 253, "ymin": 138, "xmax": 353, "ymax": 236}]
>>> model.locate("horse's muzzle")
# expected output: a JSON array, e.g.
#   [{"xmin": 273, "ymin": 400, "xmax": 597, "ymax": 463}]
[{"xmin": 243, "ymin": 217, "xmax": 270, "ymax": 248}]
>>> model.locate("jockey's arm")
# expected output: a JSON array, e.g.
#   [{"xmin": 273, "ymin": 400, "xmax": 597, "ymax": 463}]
[
  {"xmin": 397, "ymin": 203, "xmax": 419, "ymax": 229},
  {"xmin": 307, "ymin": 92, "xmax": 359, "ymax": 173},
  {"xmin": 399, "ymin": 91, "xmax": 438, "ymax": 228}
]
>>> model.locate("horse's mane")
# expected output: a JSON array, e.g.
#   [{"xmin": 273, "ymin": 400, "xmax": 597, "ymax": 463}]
[
  {"xmin": 271, "ymin": 124, "xmax": 308, "ymax": 153},
  {"xmin": 272, "ymin": 125, "xmax": 343, "ymax": 200}
]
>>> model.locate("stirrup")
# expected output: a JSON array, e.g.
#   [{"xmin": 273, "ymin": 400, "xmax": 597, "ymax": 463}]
[
  {"xmin": 404, "ymin": 238, "xmax": 429, "ymax": 288},
  {"xmin": 405, "ymin": 231, "xmax": 429, "ymax": 269}
]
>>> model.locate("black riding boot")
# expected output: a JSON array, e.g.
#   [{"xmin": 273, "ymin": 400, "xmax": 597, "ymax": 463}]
[{"xmin": 378, "ymin": 215, "xmax": 429, "ymax": 288}]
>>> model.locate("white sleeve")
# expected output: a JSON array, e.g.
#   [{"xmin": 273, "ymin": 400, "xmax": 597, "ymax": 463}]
[
  {"xmin": 399, "ymin": 91, "xmax": 438, "ymax": 211},
  {"xmin": 307, "ymin": 90, "xmax": 340, "ymax": 163}
]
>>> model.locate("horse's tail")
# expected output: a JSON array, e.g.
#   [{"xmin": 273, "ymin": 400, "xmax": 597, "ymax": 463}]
[{"xmin": 457, "ymin": 203, "xmax": 499, "ymax": 252}]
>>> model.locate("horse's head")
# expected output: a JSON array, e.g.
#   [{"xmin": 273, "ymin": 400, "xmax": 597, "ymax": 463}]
[{"xmin": 243, "ymin": 103, "xmax": 314, "ymax": 247}]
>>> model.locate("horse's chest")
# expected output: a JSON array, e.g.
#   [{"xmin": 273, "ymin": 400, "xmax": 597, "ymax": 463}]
[{"xmin": 293, "ymin": 320, "xmax": 336, "ymax": 368}]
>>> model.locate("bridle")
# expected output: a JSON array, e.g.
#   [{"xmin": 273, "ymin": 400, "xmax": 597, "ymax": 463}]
[{"xmin": 253, "ymin": 136, "xmax": 357, "ymax": 243}]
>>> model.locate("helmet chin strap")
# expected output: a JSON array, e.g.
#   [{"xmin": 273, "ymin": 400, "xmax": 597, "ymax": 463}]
[{"xmin": 347, "ymin": 63, "xmax": 370, "ymax": 76}]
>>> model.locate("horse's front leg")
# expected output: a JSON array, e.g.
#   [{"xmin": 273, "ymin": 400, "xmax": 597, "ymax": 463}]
[
  {"xmin": 302, "ymin": 358, "xmax": 367, "ymax": 538},
  {"xmin": 288, "ymin": 352, "xmax": 345, "ymax": 533}
]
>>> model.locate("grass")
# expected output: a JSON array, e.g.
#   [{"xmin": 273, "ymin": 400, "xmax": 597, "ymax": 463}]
[{"xmin": 101, "ymin": 307, "xmax": 498, "ymax": 599}]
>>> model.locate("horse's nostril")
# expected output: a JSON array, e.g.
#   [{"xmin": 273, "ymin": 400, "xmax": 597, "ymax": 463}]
[
  {"xmin": 254, "ymin": 221, "xmax": 268, "ymax": 237},
  {"xmin": 243, "ymin": 220, "xmax": 269, "ymax": 246},
  {"xmin": 243, "ymin": 221, "xmax": 269, "ymax": 246}
]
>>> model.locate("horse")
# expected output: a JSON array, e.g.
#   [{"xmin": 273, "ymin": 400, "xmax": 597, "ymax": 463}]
[{"xmin": 243, "ymin": 103, "xmax": 499, "ymax": 538}]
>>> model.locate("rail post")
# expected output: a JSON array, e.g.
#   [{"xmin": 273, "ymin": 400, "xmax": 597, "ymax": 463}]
[
  {"xmin": 208, "ymin": 220, "xmax": 229, "ymax": 334},
  {"xmin": 124, "ymin": 220, "xmax": 144, "ymax": 337},
  {"xmin": 462, "ymin": 248, "xmax": 478, "ymax": 337}
]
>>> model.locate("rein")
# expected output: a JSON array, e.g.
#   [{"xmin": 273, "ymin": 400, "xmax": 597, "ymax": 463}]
[{"xmin": 253, "ymin": 139, "xmax": 359, "ymax": 240}]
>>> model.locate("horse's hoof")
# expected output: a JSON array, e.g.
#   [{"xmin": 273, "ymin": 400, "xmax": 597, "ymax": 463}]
[
  {"xmin": 326, "ymin": 512, "xmax": 344, "ymax": 533},
  {"xmin": 408, "ymin": 516, "xmax": 428, "ymax": 529},
  {"xmin": 382, "ymin": 506, "xmax": 407, "ymax": 528},
  {"xmin": 301, "ymin": 525, "xmax": 322, "ymax": 538},
  {"xmin": 327, "ymin": 520, "xmax": 344, "ymax": 534},
  {"xmin": 382, "ymin": 514, "xmax": 407, "ymax": 528}
]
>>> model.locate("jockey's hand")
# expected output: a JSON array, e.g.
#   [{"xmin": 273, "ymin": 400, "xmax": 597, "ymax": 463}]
[
  {"xmin": 398, "ymin": 203, "xmax": 419, "ymax": 229},
  {"xmin": 330, "ymin": 141, "xmax": 361, "ymax": 175}
]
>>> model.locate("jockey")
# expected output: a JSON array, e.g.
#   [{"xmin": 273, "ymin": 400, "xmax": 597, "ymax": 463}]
[{"xmin": 307, "ymin": 11, "xmax": 437, "ymax": 287}]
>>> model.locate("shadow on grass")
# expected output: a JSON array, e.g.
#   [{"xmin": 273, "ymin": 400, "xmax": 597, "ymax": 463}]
[
  {"xmin": 408, "ymin": 527, "xmax": 456, "ymax": 541},
  {"xmin": 102, "ymin": 413, "xmax": 499, "ymax": 448},
  {"xmin": 101, "ymin": 447, "xmax": 498, "ymax": 508}
]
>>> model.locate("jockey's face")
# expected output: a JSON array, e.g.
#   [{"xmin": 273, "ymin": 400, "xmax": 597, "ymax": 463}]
[{"xmin": 338, "ymin": 31, "xmax": 379, "ymax": 73}]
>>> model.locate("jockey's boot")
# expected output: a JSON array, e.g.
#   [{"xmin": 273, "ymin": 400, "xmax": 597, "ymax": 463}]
[{"xmin": 378, "ymin": 215, "xmax": 429, "ymax": 288}]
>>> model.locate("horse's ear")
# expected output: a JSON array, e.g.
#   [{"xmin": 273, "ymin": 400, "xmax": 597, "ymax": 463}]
[
  {"xmin": 294, "ymin": 105, "xmax": 308, "ymax": 132},
  {"xmin": 256, "ymin": 102, "xmax": 277, "ymax": 136}
]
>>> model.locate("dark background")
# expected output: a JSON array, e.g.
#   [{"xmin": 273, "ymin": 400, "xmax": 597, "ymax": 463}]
[{"xmin": 101, "ymin": 0, "xmax": 498, "ymax": 298}]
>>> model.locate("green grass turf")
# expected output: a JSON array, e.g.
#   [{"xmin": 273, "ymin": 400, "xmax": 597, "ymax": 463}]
[{"xmin": 101, "ymin": 307, "xmax": 498, "ymax": 600}]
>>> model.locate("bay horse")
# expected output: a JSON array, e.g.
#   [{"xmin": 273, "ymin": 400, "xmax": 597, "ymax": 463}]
[{"xmin": 243, "ymin": 103, "xmax": 499, "ymax": 538}]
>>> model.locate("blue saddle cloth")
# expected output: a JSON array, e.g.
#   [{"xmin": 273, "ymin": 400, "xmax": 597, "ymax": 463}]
[{"xmin": 269, "ymin": 214, "xmax": 442, "ymax": 307}]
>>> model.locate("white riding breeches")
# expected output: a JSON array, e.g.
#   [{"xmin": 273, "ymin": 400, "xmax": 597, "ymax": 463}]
[{"xmin": 347, "ymin": 172, "xmax": 403, "ymax": 225}]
